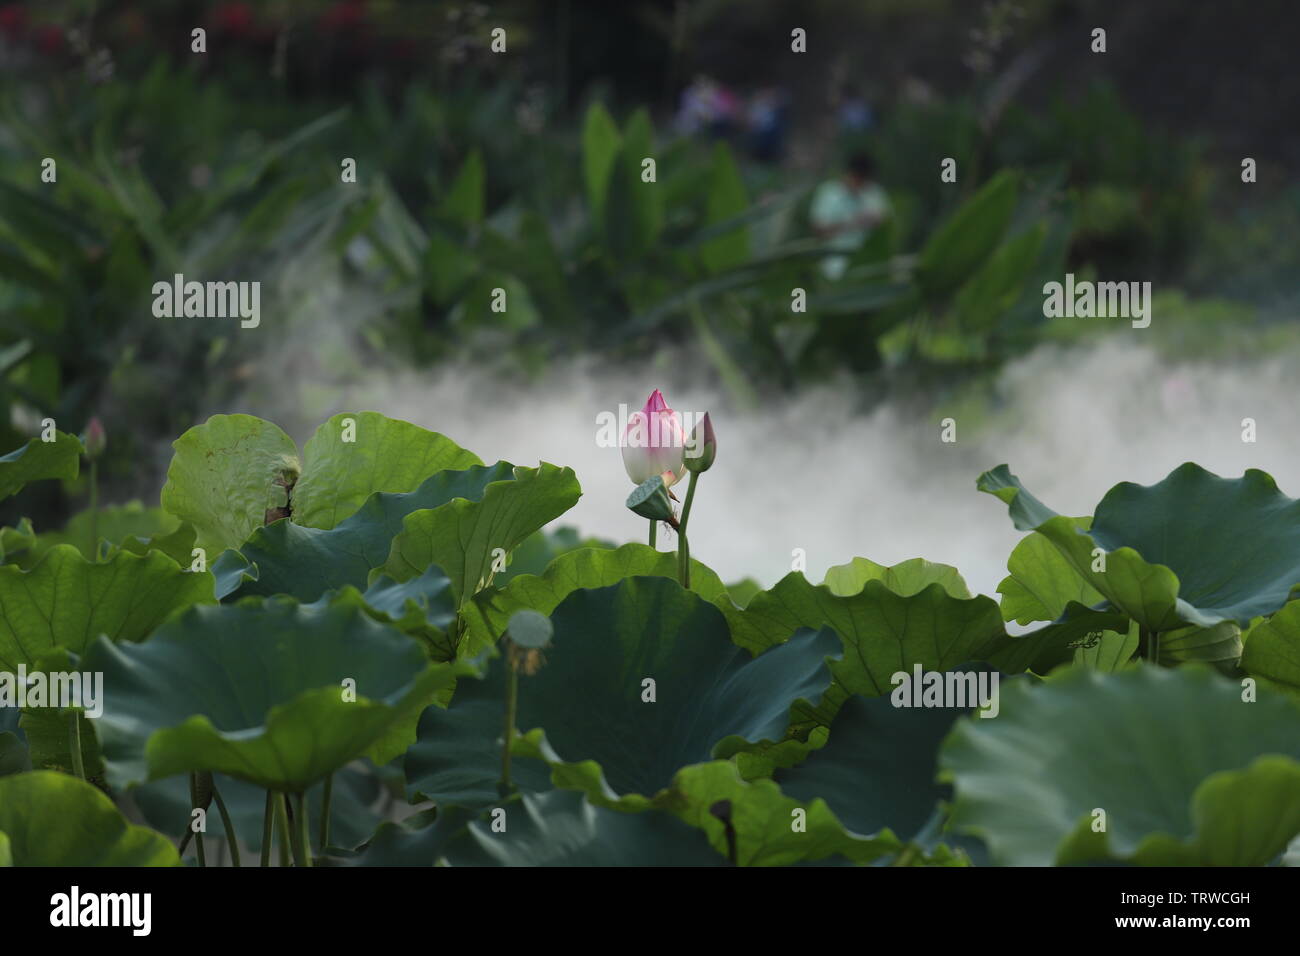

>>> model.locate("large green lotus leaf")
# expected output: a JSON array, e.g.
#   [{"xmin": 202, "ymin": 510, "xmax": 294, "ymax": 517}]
[
  {"xmin": 721, "ymin": 574, "xmax": 1005, "ymax": 706},
  {"xmin": 292, "ymin": 412, "xmax": 482, "ymax": 530},
  {"xmin": 663, "ymin": 761, "xmax": 898, "ymax": 866},
  {"xmin": 1241, "ymin": 600, "xmax": 1300, "ymax": 691},
  {"xmin": 443, "ymin": 790, "xmax": 726, "ymax": 866},
  {"xmin": 1120, "ymin": 757, "xmax": 1300, "ymax": 866},
  {"xmin": 160, "ymin": 414, "xmax": 300, "ymax": 554},
  {"xmin": 0, "ymin": 771, "xmax": 179, "ymax": 866},
  {"xmin": 0, "ymin": 431, "xmax": 81, "ymax": 501},
  {"xmin": 980, "ymin": 462, "xmax": 1300, "ymax": 631},
  {"xmin": 823, "ymin": 557, "xmax": 970, "ymax": 599},
  {"xmin": 381, "ymin": 463, "xmax": 582, "ymax": 612},
  {"xmin": 0, "ymin": 544, "xmax": 214, "ymax": 670},
  {"xmin": 86, "ymin": 597, "xmax": 471, "ymax": 792},
  {"xmin": 996, "ymin": 518, "xmax": 1103, "ymax": 624},
  {"xmin": 940, "ymin": 664, "xmax": 1300, "ymax": 866},
  {"xmin": 774, "ymin": 679, "xmax": 996, "ymax": 842},
  {"xmin": 463, "ymin": 543, "xmax": 727, "ymax": 658},
  {"xmin": 234, "ymin": 463, "xmax": 513, "ymax": 601},
  {"xmin": 407, "ymin": 577, "xmax": 840, "ymax": 808}
]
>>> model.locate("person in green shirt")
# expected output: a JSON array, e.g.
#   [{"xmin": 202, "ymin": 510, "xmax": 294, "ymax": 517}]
[{"xmin": 809, "ymin": 152, "xmax": 891, "ymax": 280}]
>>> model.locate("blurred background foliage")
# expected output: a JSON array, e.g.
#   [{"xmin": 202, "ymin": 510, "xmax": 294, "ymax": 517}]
[{"xmin": 0, "ymin": 0, "xmax": 1296, "ymax": 538}]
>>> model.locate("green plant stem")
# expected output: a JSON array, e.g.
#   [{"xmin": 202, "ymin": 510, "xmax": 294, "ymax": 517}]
[
  {"xmin": 1147, "ymin": 629, "xmax": 1160, "ymax": 665},
  {"xmin": 260, "ymin": 790, "xmax": 273, "ymax": 867},
  {"xmin": 319, "ymin": 773, "xmax": 333, "ymax": 850},
  {"xmin": 273, "ymin": 793, "xmax": 290, "ymax": 867},
  {"xmin": 88, "ymin": 459, "xmax": 98, "ymax": 558},
  {"xmin": 67, "ymin": 711, "xmax": 85, "ymax": 780},
  {"xmin": 211, "ymin": 781, "xmax": 241, "ymax": 868},
  {"xmin": 648, "ymin": 519, "xmax": 657, "ymax": 548},
  {"xmin": 189, "ymin": 771, "xmax": 207, "ymax": 867},
  {"xmin": 676, "ymin": 471, "xmax": 700, "ymax": 589},
  {"xmin": 678, "ymin": 532, "xmax": 690, "ymax": 589},
  {"xmin": 501, "ymin": 652, "xmax": 520, "ymax": 793},
  {"xmin": 293, "ymin": 792, "xmax": 312, "ymax": 867}
]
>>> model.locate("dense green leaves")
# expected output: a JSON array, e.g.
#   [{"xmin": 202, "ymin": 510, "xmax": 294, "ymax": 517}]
[
  {"xmin": 916, "ymin": 170, "xmax": 1018, "ymax": 299},
  {"xmin": 88, "ymin": 596, "xmax": 470, "ymax": 792},
  {"xmin": 234, "ymin": 462, "xmax": 513, "ymax": 601},
  {"xmin": 665, "ymin": 760, "xmax": 898, "ymax": 866},
  {"xmin": 464, "ymin": 543, "xmax": 727, "ymax": 654},
  {"xmin": 382, "ymin": 462, "xmax": 582, "ymax": 623},
  {"xmin": 408, "ymin": 577, "xmax": 839, "ymax": 807},
  {"xmin": 941, "ymin": 665, "xmax": 1300, "ymax": 865},
  {"xmin": 981, "ymin": 462, "xmax": 1300, "ymax": 632},
  {"xmin": 721, "ymin": 572, "xmax": 1006, "ymax": 702},
  {"xmin": 775, "ymin": 686, "xmax": 989, "ymax": 843},
  {"xmin": 3, "ymin": 403, "xmax": 1291, "ymax": 870}
]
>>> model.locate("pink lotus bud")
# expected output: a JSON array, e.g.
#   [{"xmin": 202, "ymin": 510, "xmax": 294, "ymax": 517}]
[
  {"xmin": 621, "ymin": 389, "xmax": 685, "ymax": 486},
  {"xmin": 83, "ymin": 417, "xmax": 106, "ymax": 459},
  {"xmin": 685, "ymin": 412, "xmax": 716, "ymax": 474}
]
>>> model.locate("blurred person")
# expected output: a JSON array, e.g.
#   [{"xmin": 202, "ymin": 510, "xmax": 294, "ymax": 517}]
[
  {"xmin": 747, "ymin": 86, "xmax": 790, "ymax": 162},
  {"xmin": 809, "ymin": 151, "xmax": 891, "ymax": 280},
  {"xmin": 837, "ymin": 84, "xmax": 875, "ymax": 134}
]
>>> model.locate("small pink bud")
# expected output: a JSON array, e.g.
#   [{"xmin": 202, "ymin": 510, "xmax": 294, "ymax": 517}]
[
  {"xmin": 83, "ymin": 417, "xmax": 106, "ymax": 459},
  {"xmin": 621, "ymin": 389, "xmax": 686, "ymax": 487}
]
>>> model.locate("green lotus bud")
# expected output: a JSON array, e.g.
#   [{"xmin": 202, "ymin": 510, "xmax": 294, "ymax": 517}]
[
  {"xmin": 626, "ymin": 475, "xmax": 674, "ymax": 523},
  {"xmin": 684, "ymin": 412, "xmax": 716, "ymax": 474}
]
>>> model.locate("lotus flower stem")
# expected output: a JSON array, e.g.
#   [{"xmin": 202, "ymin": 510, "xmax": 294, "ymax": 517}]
[
  {"xmin": 87, "ymin": 460, "xmax": 99, "ymax": 558},
  {"xmin": 274, "ymin": 793, "xmax": 291, "ymax": 866},
  {"xmin": 501, "ymin": 650, "xmax": 520, "ymax": 793},
  {"xmin": 648, "ymin": 519, "xmax": 657, "ymax": 548},
  {"xmin": 292, "ymin": 792, "xmax": 312, "ymax": 867},
  {"xmin": 67, "ymin": 711, "xmax": 85, "ymax": 780},
  {"xmin": 319, "ymin": 773, "xmax": 333, "ymax": 850},
  {"xmin": 1146, "ymin": 629, "xmax": 1160, "ymax": 665},
  {"xmin": 260, "ymin": 791, "xmax": 274, "ymax": 866},
  {"xmin": 676, "ymin": 471, "xmax": 700, "ymax": 588},
  {"xmin": 211, "ymin": 781, "xmax": 242, "ymax": 867}
]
